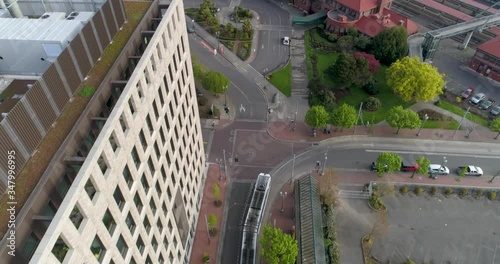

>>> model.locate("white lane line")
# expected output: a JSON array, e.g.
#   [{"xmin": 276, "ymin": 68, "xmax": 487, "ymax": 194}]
[{"xmin": 365, "ymin": 150, "xmax": 500, "ymax": 159}]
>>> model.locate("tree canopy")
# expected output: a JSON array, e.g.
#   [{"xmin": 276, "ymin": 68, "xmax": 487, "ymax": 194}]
[
  {"xmin": 491, "ymin": 118, "xmax": 500, "ymax": 139},
  {"xmin": 375, "ymin": 152, "xmax": 402, "ymax": 176},
  {"xmin": 387, "ymin": 56, "xmax": 446, "ymax": 102},
  {"xmin": 386, "ymin": 106, "xmax": 421, "ymax": 134},
  {"xmin": 415, "ymin": 156, "xmax": 430, "ymax": 175},
  {"xmin": 328, "ymin": 53, "xmax": 372, "ymax": 87},
  {"xmin": 207, "ymin": 214, "xmax": 217, "ymax": 232},
  {"xmin": 330, "ymin": 103, "xmax": 357, "ymax": 131},
  {"xmin": 354, "ymin": 52, "xmax": 381, "ymax": 74},
  {"xmin": 372, "ymin": 26, "xmax": 408, "ymax": 65},
  {"xmin": 202, "ymin": 71, "xmax": 230, "ymax": 96},
  {"xmin": 305, "ymin": 105, "xmax": 329, "ymax": 128},
  {"xmin": 259, "ymin": 225, "xmax": 299, "ymax": 264}
]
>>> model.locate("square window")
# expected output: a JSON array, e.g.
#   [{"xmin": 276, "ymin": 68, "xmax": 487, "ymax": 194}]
[
  {"xmin": 152, "ymin": 236, "xmax": 158, "ymax": 252},
  {"xmin": 162, "ymin": 201, "xmax": 167, "ymax": 213},
  {"xmin": 51, "ymin": 236, "xmax": 69, "ymax": 262},
  {"xmin": 119, "ymin": 114, "xmax": 128, "ymax": 132},
  {"xmin": 158, "ymin": 87, "xmax": 165, "ymax": 106},
  {"xmin": 151, "ymin": 56, "xmax": 156, "ymax": 71},
  {"xmin": 146, "ymin": 255, "xmax": 153, "ymax": 264},
  {"xmin": 85, "ymin": 179, "xmax": 97, "ymax": 200},
  {"xmin": 131, "ymin": 147, "xmax": 140, "ymax": 169},
  {"xmin": 123, "ymin": 165, "xmax": 133, "ymax": 189},
  {"xmin": 159, "ymin": 254, "xmax": 164, "ymax": 264},
  {"xmin": 148, "ymin": 158, "xmax": 155, "ymax": 173},
  {"xmin": 150, "ymin": 200, "xmax": 157, "ymax": 216},
  {"xmin": 163, "ymin": 75, "xmax": 169, "ymax": 93},
  {"xmin": 154, "ymin": 142, "xmax": 160, "ymax": 157},
  {"xmin": 102, "ymin": 209, "xmax": 116, "ymax": 235},
  {"xmin": 144, "ymin": 217, "xmax": 151, "ymax": 234},
  {"xmin": 70, "ymin": 204, "xmax": 84, "ymax": 229},
  {"xmin": 113, "ymin": 187, "xmax": 125, "ymax": 211},
  {"xmin": 139, "ymin": 130, "xmax": 147, "ymax": 149},
  {"xmin": 169, "ymin": 252, "xmax": 174, "ymax": 262},
  {"xmin": 155, "ymin": 181, "xmax": 161, "ymax": 194},
  {"xmin": 160, "ymin": 126, "xmax": 166, "ymax": 145},
  {"xmin": 168, "ymin": 65, "xmax": 174, "ymax": 82},
  {"xmin": 97, "ymin": 155, "xmax": 108, "ymax": 175},
  {"xmin": 136, "ymin": 236, "xmax": 145, "ymax": 255},
  {"xmin": 146, "ymin": 115, "xmax": 153, "ymax": 132},
  {"xmin": 136, "ymin": 83, "xmax": 144, "ymax": 99},
  {"xmin": 90, "ymin": 235, "xmax": 106, "ymax": 263},
  {"xmin": 109, "ymin": 132, "xmax": 118, "ymax": 152},
  {"xmin": 116, "ymin": 235, "xmax": 128, "ymax": 258},
  {"xmin": 157, "ymin": 220, "xmax": 163, "ymax": 234},
  {"xmin": 128, "ymin": 98, "xmax": 136, "ymax": 115},
  {"xmin": 144, "ymin": 69, "xmax": 150, "ymax": 85},
  {"xmin": 141, "ymin": 174, "xmax": 150, "ymax": 193},
  {"xmin": 126, "ymin": 213, "xmax": 136, "ymax": 234},
  {"xmin": 153, "ymin": 100, "xmax": 159, "ymax": 119}
]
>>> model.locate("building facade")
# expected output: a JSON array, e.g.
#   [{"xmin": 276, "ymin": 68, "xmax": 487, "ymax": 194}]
[
  {"xmin": 18, "ymin": 0, "xmax": 205, "ymax": 263},
  {"xmin": 469, "ymin": 37, "xmax": 500, "ymax": 83}
]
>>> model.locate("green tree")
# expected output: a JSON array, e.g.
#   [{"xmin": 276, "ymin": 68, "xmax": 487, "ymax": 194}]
[
  {"xmin": 259, "ymin": 225, "xmax": 298, "ymax": 264},
  {"xmin": 387, "ymin": 56, "xmax": 445, "ymax": 102},
  {"xmin": 413, "ymin": 156, "xmax": 430, "ymax": 178},
  {"xmin": 336, "ymin": 35, "xmax": 354, "ymax": 53},
  {"xmin": 372, "ymin": 26, "xmax": 408, "ymax": 65},
  {"xmin": 491, "ymin": 118, "xmax": 500, "ymax": 139},
  {"xmin": 386, "ymin": 106, "xmax": 421, "ymax": 134},
  {"xmin": 225, "ymin": 22, "xmax": 235, "ymax": 36},
  {"xmin": 330, "ymin": 103, "xmax": 357, "ymax": 131},
  {"xmin": 242, "ymin": 19, "xmax": 252, "ymax": 37},
  {"xmin": 198, "ymin": 0, "xmax": 216, "ymax": 21},
  {"xmin": 213, "ymin": 183, "xmax": 221, "ymax": 203},
  {"xmin": 375, "ymin": 152, "xmax": 402, "ymax": 176},
  {"xmin": 305, "ymin": 105, "xmax": 329, "ymax": 129},
  {"xmin": 353, "ymin": 56, "xmax": 372, "ymax": 87},
  {"xmin": 208, "ymin": 213, "xmax": 217, "ymax": 233},
  {"xmin": 202, "ymin": 71, "xmax": 230, "ymax": 96},
  {"xmin": 328, "ymin": 53, "xmax": 357, "ymax": 87}
]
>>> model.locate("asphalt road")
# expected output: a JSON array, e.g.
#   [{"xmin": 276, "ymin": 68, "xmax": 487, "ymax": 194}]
[{"xmin": 188, "ymin": 33, "xmax": 267, "ymax": 120}]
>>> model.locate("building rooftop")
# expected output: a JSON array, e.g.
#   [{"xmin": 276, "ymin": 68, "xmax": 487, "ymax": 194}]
[
  {"xmin": 0, "ymin": 17, "xmax": 84, "ymax": 41},
  {"xmin": 477, "ymin": 37, "xmax": 500, "ymax": 58},
  {"xmin": 355, "ymin": 8, "xmax": 420, "ymax": 37},
  {"xmin": 336, "ymin": 0, "xmax": 379, "ymax": 12},
  {"xmin": 0, "ymin": 79, "xmax": 36, "ymax": 121}
]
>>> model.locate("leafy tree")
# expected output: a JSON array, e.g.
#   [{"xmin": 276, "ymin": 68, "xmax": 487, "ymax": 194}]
[
  {"xmin": 202, "ymin": 71, "xmax": 230, "ymax": 96},
  {"xmin": 309, "ymin": 89, "xmax": 336, "ymax": 111},
  {"xmin": 336, "ymin": 35, "xmax": 354, "ymax": 53},
  {"xmin": 413, "ymin": 156, "xmax": 430, "ymax": 178},
  {"xmin": 387, "ymin": 56, "xmax": 446, "ymax": 102},
  {"xmin": 328, "ymin": 53, "xmax": 357, "ymax": 87},
  {"xmin": 330, "ymin": 103, "xmax": 357, "ymax": 131},
  {"xmin": 242, "ymin": 19, "xmax": 253, "ymax": 37},
  {"xmin": 208, "ymin": 214, "xmax": 217, "ymax": 232},
  {"xmin": 491, "ymin": 118, "xmax": 500, "ymax": 139},
  {"xmin": 259, "ymin": 225, "xmax": 298, "ymax": 264},
  {"xmin": 354, "ymin": 52, "xmax": 381, "ymax": 74},
  {"xmin": 386, "ymin": 106, "xmax": 421, "ymax": 134},
  {"xmin": 319, "ymin": 168, "xmax": 339, "ymax": 207},
  {"xmin": 355, "ymin": 34, "xmax": 372, "ymax": 50},
  {"xmin": 225, "ymin": 22, "xmax": 235, "ymax": 36},
  {"xmin": 305, "ymin": 105, "xmax": 329, "ymax": 129},
  {"xmin": 353, "ymin": 56, "xmax": 372, "ymax": 87},
  {"xmin": 375, "ymin": 152, "xmax": 402, "ymax": 176},
  {"xmin": 372, "ymin": 26, "xmax": 408, "ymax": 65},
  {"xmin": 213, "ymin": 183, "xmax": 221, "ymax": 203},
  {"xmin": 198, "ymin": 0, "xmax": 216, "ymax": 21}
]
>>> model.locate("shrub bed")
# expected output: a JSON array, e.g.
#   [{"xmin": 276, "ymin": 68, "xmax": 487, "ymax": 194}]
[{"xmin": 323, "ymin": 206, "xmax": 340, "ymax": 264}]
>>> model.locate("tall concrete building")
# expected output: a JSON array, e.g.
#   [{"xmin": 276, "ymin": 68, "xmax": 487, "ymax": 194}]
[{"xmin": 0, "ymin": 0, "xmax": 206, "ymax": 263}]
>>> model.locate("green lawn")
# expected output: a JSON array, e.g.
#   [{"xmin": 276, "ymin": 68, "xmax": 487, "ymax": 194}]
[
  {"xmin": 305, "ymin": 30, "xmax": 410, "ymax": 123},
  {"xmin": 435, "ymin": 100, "xmax": 489, "ymax": 127},
  {"xmin": 423, "ymin": 120, "xmax": 461, "ymax": 130},
  {"xmin": 269, "ymin": 62, "xmax": 292, "ymax": 97}
]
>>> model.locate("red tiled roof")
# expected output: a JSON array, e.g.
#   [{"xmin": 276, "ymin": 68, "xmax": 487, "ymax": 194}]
[
  {"xmin": 355, "ymin": 9, "xmax": 420, "ymax": 37},
  {"xmin": 477, "ymin": 37, "xmax": 500, "ymax": 58},
  {"xmin": 336, "ymin": 0, "xmax": 379, "ymax": 12}
]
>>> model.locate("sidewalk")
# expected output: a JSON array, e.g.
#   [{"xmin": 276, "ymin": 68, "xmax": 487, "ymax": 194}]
[
  {"xmin": 267, "ymin": 120, "xmax": 500, "ymax": 143},
  {"xmin": 189, "ymin": 164, "xmax": 227, "ymax": 264}
]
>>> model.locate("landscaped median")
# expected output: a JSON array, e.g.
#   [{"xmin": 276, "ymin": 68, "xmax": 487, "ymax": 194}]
[
  {"xmin": 268, "ymin": 62, "xmax": 292, "ymax": 97},
  {"xmin": 435, "ymin": 100, "xmax": 489, "ymax": 127},
  {"xmin": 0, "ymin": 2, "xmax": 151, "ymax": 237}
]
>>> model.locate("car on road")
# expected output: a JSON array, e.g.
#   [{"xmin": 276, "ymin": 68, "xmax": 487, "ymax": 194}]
[
  {"xmin": 370, "ymin": 162, "xmax": 387, "ymax": 172},
  {"xmin": 456, "ymin": 166, "xmax": 483, "ymax": 176},
  {"xmin": 428, "ymin": 164, "xmax": 450, "ymax": 175},
  {"xmin": 282, "ymin": 36, "xmax": 290, "ymax": 46},
  {"xmin": 461, "ymin": 87, "xmax": 474, "ymax": 99},
  {"xmin": 490, "ymin": 105, "xmax": 500, "ymax": 116},
  {"xmin": 401, "ymin": 161, "xmax": 418, "ymax": 172},
  {"xmin": 469, "ymin": 93, "xmax": 485, "ymax": 105},
  {"xmin": 479, "ymin": 98, "xmax": 495, "ymax": 110}
]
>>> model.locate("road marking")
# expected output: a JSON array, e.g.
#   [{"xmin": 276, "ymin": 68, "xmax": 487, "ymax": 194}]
[{"xmin": 365, "ymin": 149, "xmax": 500, "ymax": 159}]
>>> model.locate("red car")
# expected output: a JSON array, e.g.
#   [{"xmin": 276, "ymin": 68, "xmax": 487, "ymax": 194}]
[{"xmin": 461, "ymin": 87, "xmax": 474, "ymax": 99}]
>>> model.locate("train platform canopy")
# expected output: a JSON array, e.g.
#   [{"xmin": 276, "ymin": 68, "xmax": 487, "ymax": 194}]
[
  {"xmin": 292, "ymin": 11, "xmax": 327, "ymax": 25},
  {"xmin": 294, "ymin": 175, "xmax": 326, "ymax": 264}
]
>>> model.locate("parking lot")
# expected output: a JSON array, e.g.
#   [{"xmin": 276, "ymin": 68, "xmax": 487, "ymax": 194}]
[{"xmin": 337, "ymin": 194, "xmax": 500, "ymax": 263}]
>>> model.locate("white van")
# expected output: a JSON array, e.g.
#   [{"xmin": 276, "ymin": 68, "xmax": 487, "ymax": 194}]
[{"xmin": 282, "ymin": 36, "xmax": 290, "ymax": 46}]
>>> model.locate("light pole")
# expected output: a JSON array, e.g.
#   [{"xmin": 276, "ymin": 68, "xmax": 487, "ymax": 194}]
[
  {"xmin": 417, "ymin": 113, "xmax": 428, "ymax": 136},
  {"xmin": 434, "ymin": 156, "xmax": 447, "ymax": 179},
  {"xmin": 292, "ymin": 101, "xmax": 298, "ymax": 131},
  {"xmin": 216, "ymin": 31, "xmax": 220, "ymax": 49},
  {"xmin": 321, "ymin": 152, "xmax": 327, "ymax": 176},
  {"xmin": 223, "ymin": 149, "xmax": 228, "ymax": 180},
  {"xmin": 280, "ymin": 191, "xmax": 287, "ymax": 213},
  {"xmin": 216, "ymin": 159, "xmax": 222, "ymax": 181}
]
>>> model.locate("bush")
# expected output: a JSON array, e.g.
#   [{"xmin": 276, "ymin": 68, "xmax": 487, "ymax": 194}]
[
  {"xmin": 456, "ymin": 97, "xmax": 462, "ymax": 103},
  {"xmin": 459, "ymin": 188, "xmax": 468, "ymax": 198},
  {"xmin": 369, "ymin": 192, "xmax": 385, "ymax": 210},
  {"xmin": 362, "ymin": 79, "xmax": 380, "ymax": 95},
  {"xmin": 78, "ymin": 85, "xmax": 96, "ymax": 98},
  {"xmin": 327, "ymin": 33, "xmax": 338, "ymax": 43},
  {"xmin": 430, "ymin": 186, "xmax": 438, "ymax": 196},
  {"xmin": 444, "ymin": 187, "xmax": 453, "ymax": 197},
  {"xmin": 210, "ymin": 106, "xmax": 220, "ymax": 118},
  {"xmin": 415, "ymin": 187, "xmax": 424, "ymax": 196},
  {"xmin": 488, "ymin": 191, "xmax": 497, "ymax": 200},
  {"xmin": 363, "ymin": 97, "xmax": 381, "ymax": 111},
  {"xmin": 475, "ymin": 188, "xmax": 484, "ymax": 199},
  {"xmin": 198, "ymin": 96, "xmax": 208, "ymax": 106},
  {"xmin": 400, "ymin": 185, "xmax": 409, "ymax": 194}
]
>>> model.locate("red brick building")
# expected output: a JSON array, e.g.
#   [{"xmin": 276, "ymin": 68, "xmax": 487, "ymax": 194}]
[
  {"xmin": 292, "ymin": 0, "xmax": 419, "ymax": 36},
  {"xmin": 469, "ymin": 37, "xmax": 500, "ymax": 83}
]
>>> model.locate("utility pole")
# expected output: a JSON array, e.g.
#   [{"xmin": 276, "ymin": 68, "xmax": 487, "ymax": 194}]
[
  {"xmin": 453, "ymin": 107, "xmax": 470, "ymax": 138},
  {"xmin": 280, "ymin": 191, "xmax": 288, "ymax": 213},
  {"xmin": 488, "ymin": 170, "xmax": 500, "ymax": 183},
  {"xmin": 204, "ymin": 215, "xmax": 211, "ymax": 244},
  {"xmin": 216, "ymin": 159, "xmax": 222, "ymax": 181},
  {"xmin": 354, "ymin": 102, "xmax": 364, "ymax": 134},
  {"xmin": 293, "ymin": 101, "xmax": 298, "ymax": 131},
  {"xmin": 223, "ymin": 149, "xmax": 228, "ymax": 180},
  {"xmin": 321, "ymin": 152, "xmax": 327, "ymax": 176}
]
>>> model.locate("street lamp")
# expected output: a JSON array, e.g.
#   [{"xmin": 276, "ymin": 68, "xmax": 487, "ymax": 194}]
[
  {"xmin": 215, "ymin": 31, "xmax": 220, "ymax": 49},
  {"xmin": 321, "ymin": 152, "xmax": 328, "ymax": 176},
  {"xmin": 280, "ymin": 191, "xmax": 288, "ymax": 213},
  {"xmin": 417, "ymin": 113, "xmax": 429, "ymax": 136},
  {"xmin": 216, "ymin": 158, "xmax": 222, "ymax": 181},
  {"xmin": 438, "ymin": 156, "xmax": 447, "ymax": 178}
]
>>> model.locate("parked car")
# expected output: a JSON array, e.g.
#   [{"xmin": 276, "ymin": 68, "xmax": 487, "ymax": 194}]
[
  {"xmin": 469, "ymin": 93, "xmax": 485, "ymax": 104},
  {"xmin": 428, "ymin": 164, "xmax": 450, "ymax": 175},
  {"xmin": 370, "ymin": 162, "xmax": 387, "ymax": 172},
  {"xmin": 456, "ymin": 166, "xmax": 483, "ymax": 176},
  {"xmin": 461, "ymin": 87, "xmax": 474, "ymax": 99},
  {"xmin": 282, "ymin": 36, "xmax": 290, "ymax": 45},
  {"xmin": 490, "ymin": 105, "xmax": 500, "ymax": 116},
  {"xmin": 479, "ymin": 98, "xmax": 495, "ymax": 110},
  {"xmin": 401, "ymin": 161, "xmax": 418, "ymax": 172}
]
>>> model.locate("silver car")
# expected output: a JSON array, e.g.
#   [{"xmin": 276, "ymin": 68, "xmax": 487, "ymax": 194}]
[
  {"xmin": 490, "ymin": 105, "xmax": 500, "ymax": 116},
  {"xmin": 470, "ymin": 93, "xmax": 485, "ymax": 104},
  {"xmin": 428, "ymin": 164, "xmax": 450, "ymax": 175}
]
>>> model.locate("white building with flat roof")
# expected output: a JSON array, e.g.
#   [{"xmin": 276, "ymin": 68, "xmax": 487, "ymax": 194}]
[{"xmin": 27, "ymin": 0, "xmax": 206, "ymax": 262}]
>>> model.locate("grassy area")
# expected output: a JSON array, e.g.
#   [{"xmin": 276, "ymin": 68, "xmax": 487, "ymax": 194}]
[
  {"xmin": 0, "ymin": 2, "xmax": 151, "ymax": 237},
  {"xmin": 435, "ymin": 100, "xmax": 489, "ymax": 127},
  {"xmin": 424, "ymin": 120, "xmax": 461, "ymax": 130},
  {"xmin": 269, "ymin": 62, "xmax": 292, "ymax": 97},
  {"xmin": 305, "ymin": 30, "xmax": 409, "ymax": 123}
]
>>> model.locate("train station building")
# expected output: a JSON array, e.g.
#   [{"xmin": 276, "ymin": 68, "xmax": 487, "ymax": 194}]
[{"xmin": 468, "ymin": 37, "xmax": 500, "ymax": 83}]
